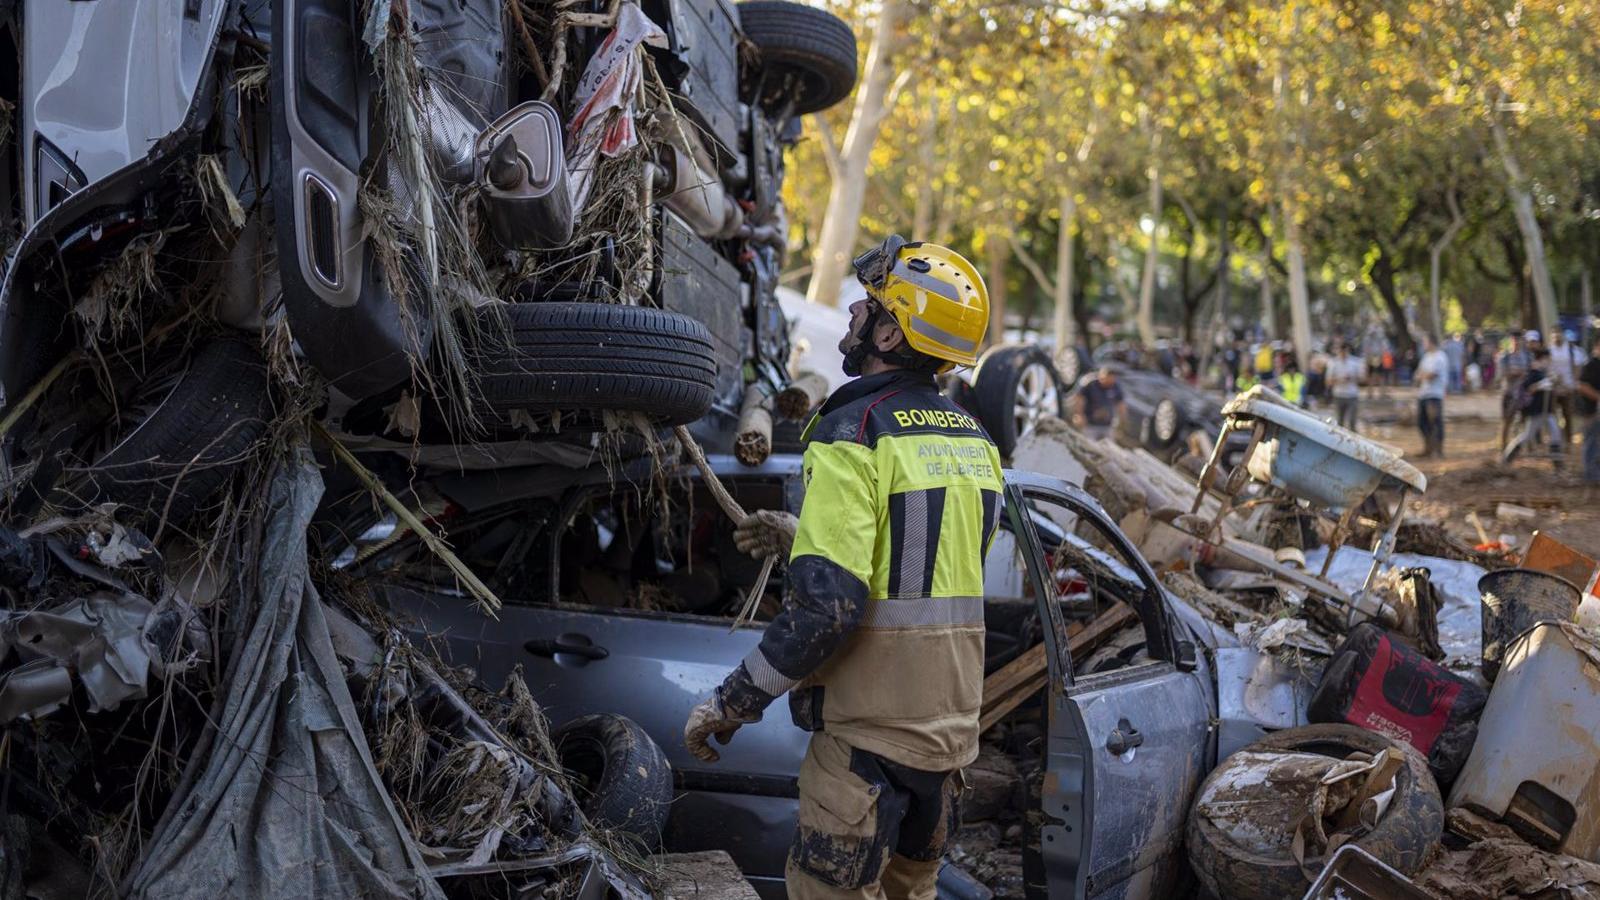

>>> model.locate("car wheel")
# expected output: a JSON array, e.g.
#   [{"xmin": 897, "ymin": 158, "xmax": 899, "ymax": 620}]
[
  {"xmin": 551, "ymin": 714, "xmax": 674, "ymax": 852},
  {"xmin": 76, "ymin": 335, "xmax": 273, "ymax": 530},
  {"xmin": 1151, "ymin": 398, "xmax": 1180, "ymax": 446},
  {"xmin": 472, "ymin": 302, "xmax": 717, "ymax": 427},
  {"xmin": 1185, "ymin": 723, "xmax": 1443, "ymax": 900},
  {"xmin": 737, "ymin": 1, "xmax": 859, "ymax": 115},
  {"xmin": 972, "ymin": 345, "xmax": 1064, "ymax": 457},
  {"xmin": 1055, "ymin": 346, "xmax": 1081, "ymax": 386}
]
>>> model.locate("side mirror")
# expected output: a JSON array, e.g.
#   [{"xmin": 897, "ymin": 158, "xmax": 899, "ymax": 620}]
[{"xmin": 1175, "ymin": 640, "xmax": 1198, "ymax": 673}]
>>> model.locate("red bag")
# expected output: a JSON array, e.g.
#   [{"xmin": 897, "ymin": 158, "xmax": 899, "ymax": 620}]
[{"xmin": 1308, "ymin": 623, "xmax": 1487, "ymax": 787}]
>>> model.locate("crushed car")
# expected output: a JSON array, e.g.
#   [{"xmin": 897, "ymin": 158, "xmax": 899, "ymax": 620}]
[
  {"xmin": 0, "ymin": 0, "xmax": 860, "ymax": 895},
  {"xmin": 349, "ymin": 450, "xmax": 1379, "ymax": 897}
]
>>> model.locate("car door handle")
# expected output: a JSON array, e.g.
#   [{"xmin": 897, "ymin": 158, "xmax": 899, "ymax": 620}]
[
  {"xmin": 1106, "ymin": 718, "xmax": 1144, "ymax": 755},
  {"xmin": 524, "ymin": 636, "xmax": 610, "ymax": 662}
]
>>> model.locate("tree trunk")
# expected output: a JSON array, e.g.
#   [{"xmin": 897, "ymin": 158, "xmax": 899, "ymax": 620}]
[
  {"xmin": 1217, "ymin": 207, "xmax": 1232, "ymax": 332},
  {"xmin": 1258, "ymin": 269, "xmax": 1275, "ymax": 339},
  {"xmin": 1282, "ymin": 200, "xmax": 1313, "ymax": 371},
  {"xmin": 1258, "ymin": 232, "xmax": 1277, "ymax": 339},
  {"xmin": 1427, "ymin": 190, "xmax": 1465, "ymax": 343},
  {"xmin": 1369, "ymin": 243, "xmax": 1416, "ymax": 359},
  {"xmin": 1054, "ymin": 189, "xmax": 1077, "ymax": 355},
  {"xmin": 1491, "ymin": 113, "xmax": 1560, "ymax": 338},
  {"xmin": 912, "ymin": 87, "xmax": 936, "ymax": 238},
  {"xmin": 986, "ymin": 235, "xmax": 1010, "ymax": 347},
  {"xmin": 1136, "ymin": 133, "xmax": 1163, "ymax": 346},
  {"xmin": 804, "ymin": 0, "xmax": 906, "ymax": 308},
  {"xmin": 1583, "ymin": 266, "xmax": 1593, "ymax": 325}
]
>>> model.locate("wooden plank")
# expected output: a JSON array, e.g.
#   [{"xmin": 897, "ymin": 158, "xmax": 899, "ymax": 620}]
[
  {"xmin": 979, "ymin": 602, "xmax": 1137, "ymax": 734},
  {"xmin": 1523, "ymin": 531, "xmax": 1599, "ymax": 598},
  {"xmin": 981, "ymin": 620, "xmax": 1084, "ymax": 704}
]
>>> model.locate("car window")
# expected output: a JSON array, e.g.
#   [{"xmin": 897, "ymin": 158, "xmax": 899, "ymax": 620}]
[
  {"xmin": 352, "ymin": 475, "xmax": 792, "ymax": 621},
  {"xmin": 1016, "ymin": 493, "xmax": 1173, "ymax": 680},
  {"xmin": 552, "ymin": 478, "xmax": 786, "ymax": 619}
]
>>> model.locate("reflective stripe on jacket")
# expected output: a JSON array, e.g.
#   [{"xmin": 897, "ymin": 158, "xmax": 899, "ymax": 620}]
[{"xmin": 719, "ymin": 369, "xmax": 1003, "ymax": 771}]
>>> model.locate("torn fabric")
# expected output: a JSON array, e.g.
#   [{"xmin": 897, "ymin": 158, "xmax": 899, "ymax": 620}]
[
  {"xmin": 565, "ymin": 2, "xmax": 667, "ymax": 210},
  {"xmin": 128, "ymin": 450, "xmax": 444, "ymax": 900}
]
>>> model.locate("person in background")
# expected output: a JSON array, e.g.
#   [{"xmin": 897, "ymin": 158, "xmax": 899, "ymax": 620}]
[
  {"xmin": 1279, "ymin": 359, "xmax": 1307, "ymax": 406},
  {"xmin": 1466, "ymin": 330, "xmax": 1484, "ymax": 386},
  {"xmin": 1074, "ymin": 366, "xmax": 1128, "ymax": 440},
  {"xmin": 1443, "ymin": 332, "xmax": 1465, "ymax": 394},
  {"xmin": 1416, "ymin": 334, "xmax": 1448, "ymax": 457},
  {"xmin": 1221, "ymin": 338, "xmax": 1243, "ymax": 394},
  {"xmin": 1577, "ymin": 333, "xmax": 1600, "ymax": 485},
  {"xmin": 1254, "ymin": 341, "xmax": 1276, "ymax": 381},
  {"xmin": 1306, "ymin": 350, "xmax": 1329, "ymax": 408},
  {"xmin": 1551, "ymin": 329, "xmax": 1582, "ymax": 445},
  {"xmin": 1499, "ymin": 332, "xmax": 1532, "ymax": 451},
  {"xmin": 1521, "ymin": 348, "xmax": 1562, "ymax": 461},
  {"xmin": 1328, "ymin": 341, "xmax": 1364, "ymax": 432}
]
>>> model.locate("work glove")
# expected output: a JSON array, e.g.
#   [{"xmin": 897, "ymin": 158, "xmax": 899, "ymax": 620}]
[
  {"xmin": 684, "ymin": 693, "xmax": 755, "ymax": 763},
  {"xmin": 732, "ymin": 509, "xmax": 798, "ymax": 560}
]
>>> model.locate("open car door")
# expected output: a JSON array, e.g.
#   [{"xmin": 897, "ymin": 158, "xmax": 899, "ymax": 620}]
[{"xmin": 1004, "ymin": 471, "xmax": 1215, "ymax": 899}]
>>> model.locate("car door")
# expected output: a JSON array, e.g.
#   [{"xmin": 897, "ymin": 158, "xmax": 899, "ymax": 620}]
[
  {"xmin": 1004, "ymin": 472, "xmax": 1214, "ymax": 900},
  {"xmin": 383, "ymin": 585, "xmax": 804, "ymax": 897}
]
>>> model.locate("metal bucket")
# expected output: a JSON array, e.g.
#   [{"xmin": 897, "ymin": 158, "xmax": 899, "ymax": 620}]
[{"xmin": 1479, "ymin": 568, "xmax": 1582, "ymax": 681}]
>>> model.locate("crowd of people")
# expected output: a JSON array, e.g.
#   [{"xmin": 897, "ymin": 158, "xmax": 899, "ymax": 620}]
[{"xmin": 1069, "ymin": 323, "xmax": 1600, "ymax": 484}]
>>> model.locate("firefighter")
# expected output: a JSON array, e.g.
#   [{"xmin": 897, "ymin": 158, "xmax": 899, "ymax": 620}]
[{"xmin": 684, "ymin": 236, "xmax": 1003, "ymax": 899}]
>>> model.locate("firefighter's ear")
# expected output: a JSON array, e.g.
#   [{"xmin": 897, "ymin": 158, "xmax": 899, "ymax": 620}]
[{"xmin": 873, "ymin": 318, "xmax": 905, "ymax": 353}]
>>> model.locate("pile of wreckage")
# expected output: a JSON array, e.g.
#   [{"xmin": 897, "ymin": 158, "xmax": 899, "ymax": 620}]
[
  {"xmin": 991, "ymin": 385, "xmax": 1600, "ymax": 899},
  {"xmin": 0, "ymin": 0, "xmax": 805, "ymax": 896}
]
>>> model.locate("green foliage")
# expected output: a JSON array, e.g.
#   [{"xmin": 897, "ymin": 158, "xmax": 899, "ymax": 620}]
[{"xmin": 782, "ymin": 0, "xmax": 1600, "ymax": 335}]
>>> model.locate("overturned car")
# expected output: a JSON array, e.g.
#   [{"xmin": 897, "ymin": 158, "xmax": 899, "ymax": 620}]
[
  {"xmin": 0, "ymin": 0, "xmax": 858, "ymax": 895},
  {"xmin": 0, "ymin": 0, "xmax": 856, "ymax": 507}
]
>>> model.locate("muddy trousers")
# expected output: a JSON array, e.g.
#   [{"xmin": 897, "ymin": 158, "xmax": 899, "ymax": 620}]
[
  {"xmin": 1417, "ymin": 398, "xmax": 1444, "ymax": 456},
  {"xmin": 785, "ymin": 733, "xmax": 959, "ymax": 900}
]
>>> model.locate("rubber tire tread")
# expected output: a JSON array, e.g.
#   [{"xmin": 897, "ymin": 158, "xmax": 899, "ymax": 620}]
[
  {"xmin": 737, "ymin": 0, "xmax": 859, "ymax": 115},
  {"xmin": 474, "ymin": 303, "xmax": 717, "ymax": 426},
  {"xmin": 972, "ymin": 344, "xmax": 1062, "ymax": 458},
  {"xmin": 1185, "ymin": 723, "xmax": 1443, "ymax": 900},
  {"xmin": 551, "ymin": 714, "xmax": 674, "ymax": 853},
  {"xmin": 85, "ymin": 335, "xmax": 272, "ymax": 529}
]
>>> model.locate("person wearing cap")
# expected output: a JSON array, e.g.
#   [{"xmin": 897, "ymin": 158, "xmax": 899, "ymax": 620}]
[{"xmin": 685, "ymin": 235, "xmax": 1003, "ymax": 899}]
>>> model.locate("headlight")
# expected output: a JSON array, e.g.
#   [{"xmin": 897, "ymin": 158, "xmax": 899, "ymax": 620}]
[{"xmin": 1153, "ymin": 399, "xmax": 1178, "ymax": 442}]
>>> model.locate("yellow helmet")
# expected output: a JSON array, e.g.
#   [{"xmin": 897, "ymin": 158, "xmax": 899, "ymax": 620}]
[{"xmin": 853, "ymin": 235, "xmax": 989, "ymax": 370}]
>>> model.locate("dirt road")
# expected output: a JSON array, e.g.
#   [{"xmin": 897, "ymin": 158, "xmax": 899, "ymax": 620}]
[{"xmin": 1353, "ymin": 387, "xmax": 1599, "ymax": 561}]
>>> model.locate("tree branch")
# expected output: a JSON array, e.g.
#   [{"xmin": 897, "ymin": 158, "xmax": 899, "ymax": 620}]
[
  {"xmin": 880, "ymin": 65, "xmax": 915, "ymax": 120},
  {"xmin": 810, "ymin": 113, "xmax": 841, "ymax": 179},
  {"xmin": 1009, "ymin": 234, "xmax": 1057, "ymax": 296}
]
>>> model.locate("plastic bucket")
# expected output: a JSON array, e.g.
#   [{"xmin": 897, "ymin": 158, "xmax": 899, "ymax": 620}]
[{"xmin": 1479, "ymin": 568, "xmax": 1582, "ymax": 681}]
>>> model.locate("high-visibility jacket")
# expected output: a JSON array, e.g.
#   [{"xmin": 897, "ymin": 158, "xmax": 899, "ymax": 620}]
[
  {"xmin": 716, "ymin": 369, "xmax": 1004, "ymax": 771},
  {"xmin": 1280, "ymin": 371, "xmax": 1306, "ymax": 405},
  {"xmin": 1254, "ymin": 346, "xmax": 1275, "ymax": 376}
]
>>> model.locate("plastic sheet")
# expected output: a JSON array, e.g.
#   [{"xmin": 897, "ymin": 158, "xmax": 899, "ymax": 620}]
[
  {"xmin": 128, "ymin": 452, "xmax": 444, "ymax": 900},
  {"xmin": 1304, "ymin": 547, "xmax": 1487, "ymax": 664}
]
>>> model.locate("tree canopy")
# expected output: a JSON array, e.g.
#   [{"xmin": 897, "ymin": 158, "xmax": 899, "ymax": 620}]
[{"xmin": 782, "ymin": 0, "xmax": 1600, "ymax": 350}]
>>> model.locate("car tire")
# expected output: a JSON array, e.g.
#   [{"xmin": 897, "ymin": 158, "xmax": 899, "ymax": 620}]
[
  {"xmin": 1185, "ymin": 723, "xmax": 1443, "ymax": 900},
  {"xmin": 737, "ymin": 1, "xmax": 859, "ymax": 115},
  {"xmin": 551, "ymin": 714, "xmax": 674, "ymax": 852},
  {"xmin": 79, "ymin": 335, "xmax": 273, "ymax": 529},
  {"xmin": 473, "ymin": 303, "xmax": 717, "ymax": 427},
  {"xmin": 972, "ymin": 345, "xmax": 1065, "ymax": 457}
]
